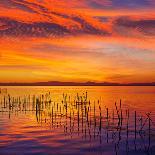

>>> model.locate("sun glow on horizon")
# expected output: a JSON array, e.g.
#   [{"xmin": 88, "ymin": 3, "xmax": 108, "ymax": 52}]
[{"xmin": 0, "ymin": 0, "xmax": 155, "ymax": 83}]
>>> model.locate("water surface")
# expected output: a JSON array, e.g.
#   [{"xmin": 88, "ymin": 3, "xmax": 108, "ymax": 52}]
[{"xmin": 0, "ymin": 86, "xmax": 155, "ymax": 155}]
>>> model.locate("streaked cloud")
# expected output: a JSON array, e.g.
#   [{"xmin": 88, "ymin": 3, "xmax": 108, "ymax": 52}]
[
  {"xmin": 113, "ymin": 17, "xmax": 155, "ymax": 37},
  {"xmin": 0, "ymin": 0, "xmax": 155, "ymax": 83}
]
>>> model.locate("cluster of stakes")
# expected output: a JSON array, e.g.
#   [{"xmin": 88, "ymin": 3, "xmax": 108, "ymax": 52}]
[{"xmin": 0, "ymin": 91, "xmax": 154, "ymax": 154}]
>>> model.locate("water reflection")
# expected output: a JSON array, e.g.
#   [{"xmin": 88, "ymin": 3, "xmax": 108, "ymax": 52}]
[{"xmin": 0, "ymin": 91, "xmax": 154, "ymax": 155}]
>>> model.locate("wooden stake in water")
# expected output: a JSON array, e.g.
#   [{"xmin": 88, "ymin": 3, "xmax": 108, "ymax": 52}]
[{"xmin": 135, "ymin": 111, "xmax": 137, "ymax": 140}]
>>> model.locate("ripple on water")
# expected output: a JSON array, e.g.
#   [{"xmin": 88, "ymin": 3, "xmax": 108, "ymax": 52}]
[{"xmin": 0, "ymin": 86, "xmax": 155, "ymax": 155}]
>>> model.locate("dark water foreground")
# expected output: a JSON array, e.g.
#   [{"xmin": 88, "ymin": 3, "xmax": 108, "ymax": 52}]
[{"xmin": 0, "ymin": 86, "xmax": 155, "ymax": 155}]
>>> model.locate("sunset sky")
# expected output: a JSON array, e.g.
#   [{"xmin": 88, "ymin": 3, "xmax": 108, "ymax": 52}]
[{"xmin": 0, "ymin": 0, "xmax": 155, "ymax": 83}]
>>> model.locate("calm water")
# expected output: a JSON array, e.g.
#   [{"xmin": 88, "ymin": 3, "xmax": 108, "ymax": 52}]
[{"xmin": 0, "ymin": 86, "xmax": 155, "ymax": 155}]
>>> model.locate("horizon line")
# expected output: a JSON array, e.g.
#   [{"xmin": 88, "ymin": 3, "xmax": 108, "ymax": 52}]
[{"xmin": 0, "ymin": 81, "xmax": 155, "ymax": 86}]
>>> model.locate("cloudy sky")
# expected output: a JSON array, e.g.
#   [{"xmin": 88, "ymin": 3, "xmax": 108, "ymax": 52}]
[{"xmin": 0, "ymin": 0, "xmax": 155, "ymax": 83}]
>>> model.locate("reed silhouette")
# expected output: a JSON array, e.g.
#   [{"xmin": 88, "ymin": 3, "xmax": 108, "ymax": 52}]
[{"xmin": 0, "ymin": 91, "xmax": 154, "ymax": 155}]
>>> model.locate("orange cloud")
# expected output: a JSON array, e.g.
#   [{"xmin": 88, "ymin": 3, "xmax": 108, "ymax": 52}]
[{"xmin": 0, "ymin": 0, "xmax": 155, "ymax": 83}]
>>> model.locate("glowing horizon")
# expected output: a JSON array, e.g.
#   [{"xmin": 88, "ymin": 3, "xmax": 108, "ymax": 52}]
[{"xmin": 0, "ymin": 0, "xmax": 155, "ymax": 83}]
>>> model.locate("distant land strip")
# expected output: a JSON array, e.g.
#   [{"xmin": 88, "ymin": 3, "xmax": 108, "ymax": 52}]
[{"xmin": 0, "ymin": 81, "xmax": 155, "ymax": 86}]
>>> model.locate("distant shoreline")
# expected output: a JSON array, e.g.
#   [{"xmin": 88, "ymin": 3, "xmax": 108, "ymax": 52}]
[{"xmin": 0, "ymin": 81, "xmax": 155, "ymax": 86}]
